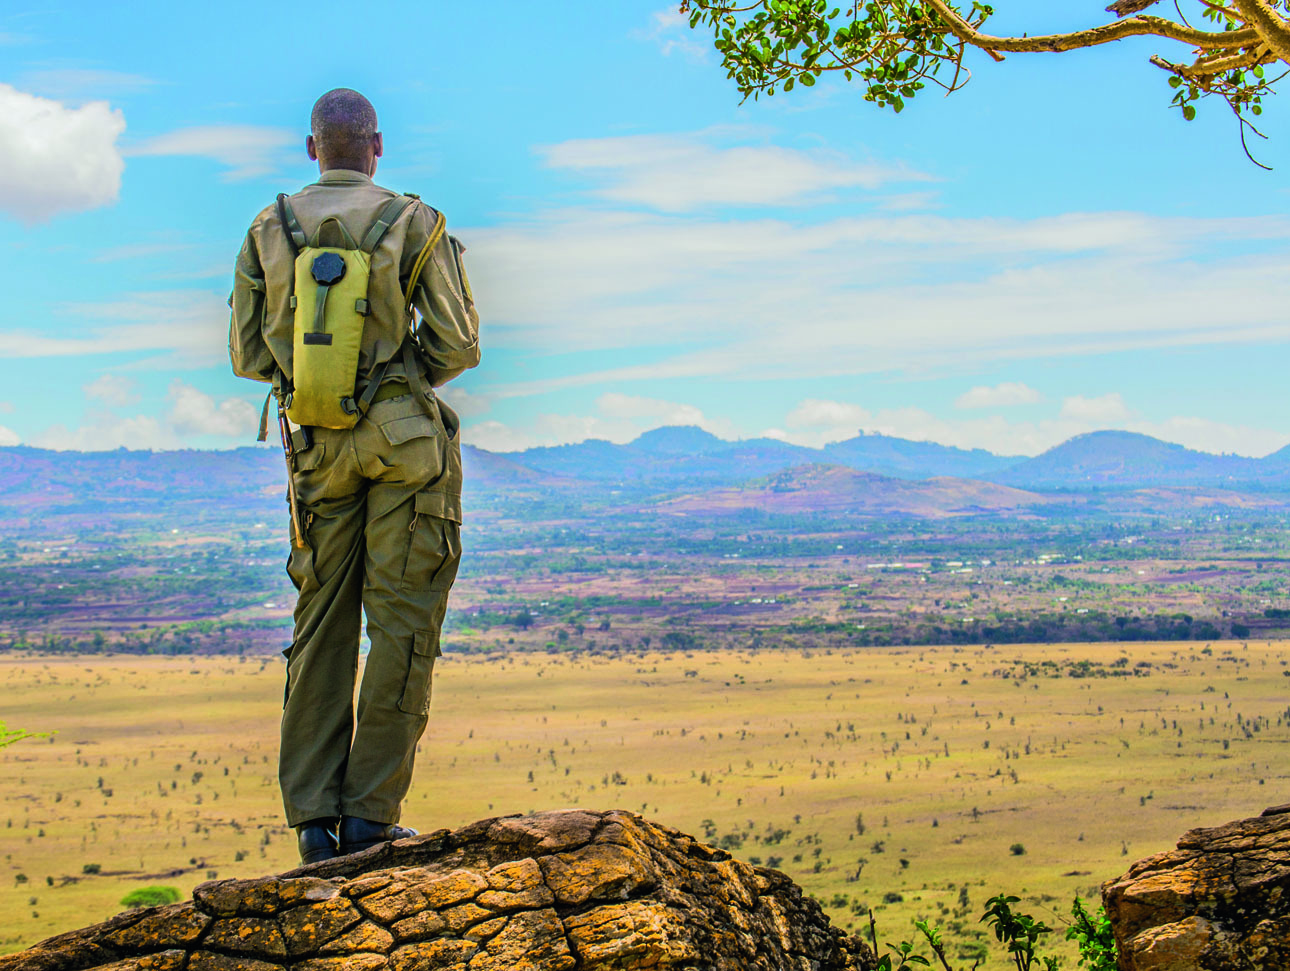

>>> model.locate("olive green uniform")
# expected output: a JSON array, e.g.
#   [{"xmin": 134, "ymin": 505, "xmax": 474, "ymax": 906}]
[{"xmin": 229, "ymin": 169, "xmax": 480, "ymax": 827}]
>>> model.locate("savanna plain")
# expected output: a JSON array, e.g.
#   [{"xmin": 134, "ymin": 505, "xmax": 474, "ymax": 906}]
[
  {"xmin": 4, "ymin": 442, "xmax": 1290, "ymax": 968},
  {"xmin": 3, "ymin": 641, "xmax": 1288, "ymax": 969}
]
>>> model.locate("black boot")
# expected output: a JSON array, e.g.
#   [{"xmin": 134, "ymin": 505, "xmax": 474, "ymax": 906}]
[
  {"xmin": 295, "ymin": 818, "xmax": 340, "ymax": 864},
  {"xmin": 339, "ymin": 816, "xmax": 418, "ymax": 855}
]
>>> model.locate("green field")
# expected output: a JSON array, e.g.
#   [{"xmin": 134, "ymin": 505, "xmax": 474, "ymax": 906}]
[{"xmin": 2, "ymin": 642, "xmax": 1287, "ymax": 968}]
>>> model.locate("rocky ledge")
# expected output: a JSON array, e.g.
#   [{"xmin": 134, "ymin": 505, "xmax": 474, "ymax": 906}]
[
  {"xmin": 0, "ymin": 809, "xmax": 875, "ymax": 971},
  {"xmin": 1104, "ymin": 803, "xmax": 1290, "ymax": 971}
]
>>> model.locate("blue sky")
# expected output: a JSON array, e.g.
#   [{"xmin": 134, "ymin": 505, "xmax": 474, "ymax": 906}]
[{"xmin": 1, "ymin": 1, "xmax": 1287, "ymax": 457}]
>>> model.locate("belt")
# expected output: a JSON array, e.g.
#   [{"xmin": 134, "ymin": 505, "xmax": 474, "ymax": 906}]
[{"xmin": 369, "ymin": 380, "xmax": 412, "ymax": 404}]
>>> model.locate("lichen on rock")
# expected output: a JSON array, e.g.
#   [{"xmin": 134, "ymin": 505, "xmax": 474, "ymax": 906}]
[
  {"xmin": 0, "ymin": 809, "xmax": 876, "ymax": 971},
  {"xmin": 1103, "ymin": 803, "xmax": 1290, "ymax": 971}
]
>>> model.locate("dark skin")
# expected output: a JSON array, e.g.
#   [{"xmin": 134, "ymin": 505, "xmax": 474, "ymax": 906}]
[{"xmin": 305, "ymin": 131, "xmax": 383, "ymax": 176}]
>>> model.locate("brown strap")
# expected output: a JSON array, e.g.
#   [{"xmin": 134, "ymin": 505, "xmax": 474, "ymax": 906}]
[{"xmin": 402, "ymin": 339, "xmax": 436, "ymax": 416}]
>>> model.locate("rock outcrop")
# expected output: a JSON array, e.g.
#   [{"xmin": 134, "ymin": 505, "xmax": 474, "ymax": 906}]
[
  {"xmin": 1, "ymin": 809, "xmax": 875, "ymax": 971},
  {"xmin": 1104, "ymin": 803, "xmax": 1290, "ymax": 971}
]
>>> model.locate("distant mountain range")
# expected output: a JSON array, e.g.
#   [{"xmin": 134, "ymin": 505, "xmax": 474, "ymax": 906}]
[
  {"xmin": 467, "ymin": 426, "xmax": 1290, "ymax": 493},
  {"xmin": 2, "ymin": 428, "xmax": 1288, "ymax": 528}
]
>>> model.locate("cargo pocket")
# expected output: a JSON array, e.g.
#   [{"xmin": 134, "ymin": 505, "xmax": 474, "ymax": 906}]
[
  {"xmin": 398, "ymin": 629, "xmax": 442, "ymax": 714},
  {"xmin": 378, "ymin": 412, "xmax": 439, "ymax": 446},
  {"xmin": 401, "ymin": 491, "xmax": 463, "ymax": 592},
  {"xmin": 284, "ymin": 443, "xmax": 326, "ymax": 590}
]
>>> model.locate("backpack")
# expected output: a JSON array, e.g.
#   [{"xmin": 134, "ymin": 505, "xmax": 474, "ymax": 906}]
[{"xmin": 274, "ymin": 192, "xmax": 443, "ymax": 429}]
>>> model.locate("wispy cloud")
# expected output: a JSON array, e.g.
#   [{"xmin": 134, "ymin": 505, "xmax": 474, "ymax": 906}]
[
  {"xmin": 539, "ymin": 131, "xmax": 929, "ymax": 211},
  {"xmin": 461, "ymin": 141, "xmax": 1290, "ymax": 394},
  {"xmin": 632, "ymin": 8, "xmax": 709, "ymax": 61},
  {"xmin": 18, "ymin": 68, "xmax": 157, "ymax": 100},
  {"xmin": 0, "ymin": 289, "xmax": 228, "ymax": 367},
  {"xmin": 127, "ymin": 124, "xmax": 295, "ymax": 180}
]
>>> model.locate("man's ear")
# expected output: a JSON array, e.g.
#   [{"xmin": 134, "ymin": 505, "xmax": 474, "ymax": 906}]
[
  {"xmin": 306, "ymin": 134, "xmax": 318, "ymax": 161},
  {"xmin": 372, "ymin": 132, "xmax": 383, "ymax": 159}
]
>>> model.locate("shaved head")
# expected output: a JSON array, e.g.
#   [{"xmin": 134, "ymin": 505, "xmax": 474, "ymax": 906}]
[{"xmin": 309, "ymin": 89, "xmax": 379, "ymax": 170}]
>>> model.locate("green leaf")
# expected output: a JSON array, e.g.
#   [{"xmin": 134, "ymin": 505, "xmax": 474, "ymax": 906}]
[
  {"xmin": 801, "ymin": 72, "xmax": 816, "ymax": 86},
  {"xmin": 1182, "ymin": 105, "xmax": 1196, "ymax": 121}
]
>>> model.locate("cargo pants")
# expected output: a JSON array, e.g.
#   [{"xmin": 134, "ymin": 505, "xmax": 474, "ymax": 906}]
[{"xmin": 279, "ymin": 391, "xmax": 461, "ymax": 827}]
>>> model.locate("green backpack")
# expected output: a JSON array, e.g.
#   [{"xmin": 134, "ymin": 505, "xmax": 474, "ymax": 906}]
[{"xmin": 275, "ymin": 192, "xmax": 437, "ymax": 429}]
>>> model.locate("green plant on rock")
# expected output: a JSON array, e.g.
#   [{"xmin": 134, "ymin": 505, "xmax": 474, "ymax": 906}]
[
  {"xmin": 1066, "ymin": 896, "xmax": 1117, "ymax": 971},
  {"xmin": 980, "ymin": 895, "xmax": 1059, "ymax": 971},
  {"xmin": 865, "ymin": 890, "xmax": 1119, "ymax": 969},
  {"xmin": 119, "ymin": 886, "xmax": 181, "ymax": 910}
]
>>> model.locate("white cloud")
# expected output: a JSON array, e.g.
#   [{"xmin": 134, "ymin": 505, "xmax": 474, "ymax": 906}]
[
  {"xmin": 84, "ymin": 374, "xmax": 140, "ymax": 407},
  {"xmin": 462, "ymin": 393, "xmax": 735, "ymax": 451},
  {"xmin": 780, "ymin": 398, "xmax": 869, "ymax": 446},
  {"xmin": 0, "ymin": 83, "xmax": 125, "ymax": 223},
  {"xmin": 955, "ymin": 382, "xmax": 1042, "ymax": 409},
  {"xmin": 774, "ymin": 396, "xmax": 1289, "ymax": 457},
  {"xmin": 1059, "ymin": 393, "xmax": 1130, "ymax": 423},
  {"xmin": 128, "ymin": 125, "xmax": 295, "ymax": 181},
  {"xmin": 437, "ymin": 386, "xmax": 493, "ymax": 418},
  {"xmin": 32, "ymin": 381, "xmax": 258, "ymax": 450},
  {"xmin": 34, "ymin": 414, "xmax": 177, "ymax": 451},
  {"xmin": 462, "ymin": 420, "xmax": 535, "ymax": 453},
  {"xmin": 598, "ymin": 392, "xmax": 709, "ymax": 428},
  {"xmin": 0, "ymin": 424, "xmax": 18, "ymax": 446},
  {"xmin": 167, "ymin": 381, "xmax": 258, "ymax": 438},
  {"xmin": 540, "ymin": 132, "xmax": 926, "ymax": 211}
]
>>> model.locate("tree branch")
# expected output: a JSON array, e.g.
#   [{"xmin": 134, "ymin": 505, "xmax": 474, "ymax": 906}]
[
  {"xmin": 1151, "ymin": 47, "xmax": 1265, "ymax": 75},
  {"xmin": 922, "ymin": 0, "xmax": 1258, "ymax": 54},
  {"xmin": 1230, "ymin": 0, "xmax": 1290, "ymax": 62}
]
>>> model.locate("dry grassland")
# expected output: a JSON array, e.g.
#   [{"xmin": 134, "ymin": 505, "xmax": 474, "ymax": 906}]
[{"xmin": 2, "ymin": 642, "xmax": 1287, "ymax": 968}]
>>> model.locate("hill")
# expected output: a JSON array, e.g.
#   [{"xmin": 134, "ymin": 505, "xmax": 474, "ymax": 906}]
[
  {"xmin": 660, "ymin": 463, "xmax": 1050, "ymax": 518},
  {"xmin": 989, "ymin": 430, "xmax": 1271, "ymax": 489}
]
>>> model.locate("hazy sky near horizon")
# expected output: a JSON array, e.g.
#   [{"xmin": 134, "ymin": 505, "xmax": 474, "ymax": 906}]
[{"xmin": 1, "ymin": 1, "xmax": 1287, "ymax": 458}]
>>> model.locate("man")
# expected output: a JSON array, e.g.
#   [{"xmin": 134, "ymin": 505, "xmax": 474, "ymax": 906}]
[{"xmin": 229, "ymin": 89, "xmax": 480, "ymax": 863}]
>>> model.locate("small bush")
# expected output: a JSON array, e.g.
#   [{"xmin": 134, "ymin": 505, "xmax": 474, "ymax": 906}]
[
  {"xmin": 1009, "ymin": 842, "xmax": 1027, "ymax": 856},
  {"xmin": 120, "ymin": 886, "xmax": 181, "ymax": 910},
  {"xmin": 82, "ymin": 863, "xmax": 101, "ymax": 875}
]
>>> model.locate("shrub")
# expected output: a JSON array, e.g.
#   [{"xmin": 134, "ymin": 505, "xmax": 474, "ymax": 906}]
[
  {"xmin": 1009, "ymin": 842, "xmax": 1027, "ymax": 856},
  {"xmin": 120, "ymin": 886, "xmax": 181, "ymax": 910}
]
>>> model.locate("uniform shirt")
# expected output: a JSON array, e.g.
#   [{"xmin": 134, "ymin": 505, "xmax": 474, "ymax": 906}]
[{"xmin": 229, "ymin": 169, "xmax": 480, "ymax": 390}]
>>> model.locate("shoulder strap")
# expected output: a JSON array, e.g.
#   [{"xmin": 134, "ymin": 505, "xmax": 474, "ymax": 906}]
[
  {"xmin": 360, "ymin": 195, "xmax": 417, "ymax": 255},
  {"xmin": 404, "ymin": 208, "xmax": 447, "ymax": 317},
  {"xmin": 275, "ymin": 194, "xmax": 306, "ymax": 257}
]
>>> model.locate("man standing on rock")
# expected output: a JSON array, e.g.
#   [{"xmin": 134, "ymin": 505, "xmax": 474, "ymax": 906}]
[{"xmin": 229, "ymin": 88, "xmax": 480, "ymax": 863}]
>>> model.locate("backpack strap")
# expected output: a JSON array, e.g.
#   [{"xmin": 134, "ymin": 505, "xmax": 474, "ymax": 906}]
[
  {"xmin": 275, "ymin": 194, "xmax": 306, "ymax": 256},
  {"xmin": 360, "ymin": 195, "xmax": 417, "ymax": 255},
  {"xmin": 404, "ymin": 209, "xmax": 447, "ymax": 317}
]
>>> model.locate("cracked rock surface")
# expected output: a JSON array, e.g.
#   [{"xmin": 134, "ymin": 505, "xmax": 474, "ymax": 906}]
[
  {"xmin": 1103, "ymin": 804, "xmax": 1290, "ymax": 971},
  {"xmin": 1, "ymin": 809, "xmax": 875, "ymax": 971}
]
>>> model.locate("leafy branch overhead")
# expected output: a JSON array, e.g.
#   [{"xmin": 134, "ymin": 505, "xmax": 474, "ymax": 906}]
[{"xmin": 680, "ymin": 0, "xmax": 1290, "ymax": 163}]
